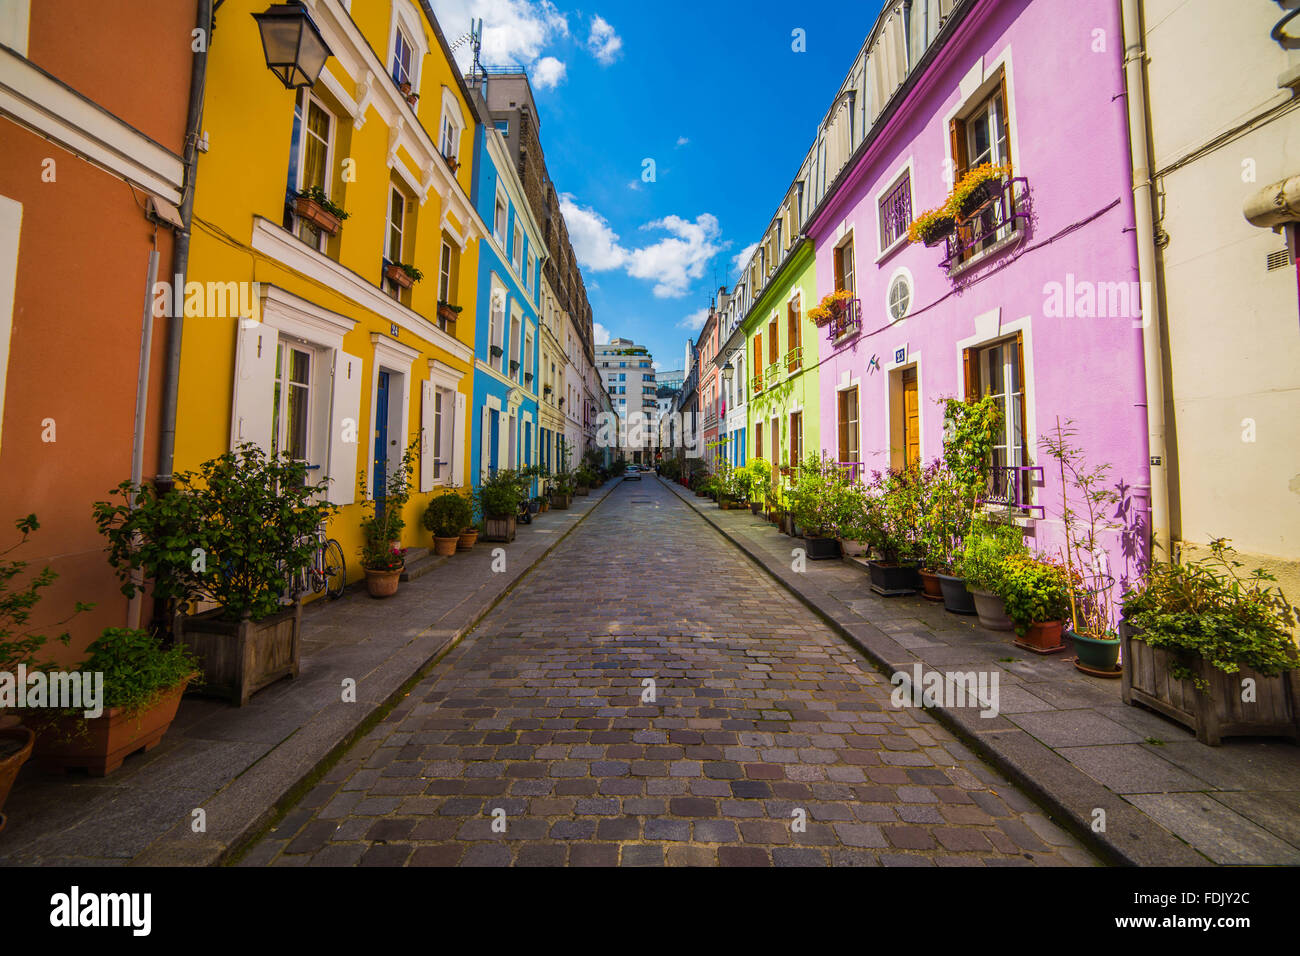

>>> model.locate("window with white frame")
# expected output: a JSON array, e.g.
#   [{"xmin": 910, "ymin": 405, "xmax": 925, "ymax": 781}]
[
  {"xmin": 438, "ymin": 237, "xmax": 454, "ymax": 304},
  {"xmin": 513, "ymin": 224, "xmax": 523, "ymax": 275},
  {"xmin": 386, "ymin": 185, "xmax": 406, "ymax": 264},
  {"xmin": 878, "ymin": 171, "xmax": 912, "ymax": 252},
  {"xmin": 432, "ymin": 386, "xmax": 453, "ymax": 481},
  {"xmin": 966, "ymin": 335, "xmax": 1028, "ymax": 508},
  {"xmin": 289, "ymin": 90, "xmax": 335, "ymax": 252},
  {"xmin": 489, "ymin": 285, "xmax": 505, "ymax": 365},
  {"xmin": 494, "ymin": 193, "xmax": 507, "ymax": 246},
  {"xmin": 391, "ymin": 23, "xmax": 415, "ymax": 89},
  {"xmin": 272, "ymin": 341, "xmax": 314, "ymax": 465}
]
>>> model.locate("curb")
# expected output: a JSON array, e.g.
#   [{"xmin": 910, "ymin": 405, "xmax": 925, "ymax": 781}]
[
  {"xmin": 658, "ymin": 477, "xmax": 1208, "ymax": 867},
  {"xmin": 132, "ymin": 480, "xmax": 621, "ymax": 867}
]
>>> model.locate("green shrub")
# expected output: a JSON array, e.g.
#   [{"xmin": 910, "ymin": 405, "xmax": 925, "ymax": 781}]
[
  {"xmin": 1122, "ymin": 538, "xmax": 1298, "ymax": 690},
  {"xmin": 1, "ymin": 515, "xmax": 90, "ymax": 672},
  {"xmin": 1000, "ymin": 554, "xmax": 1071, "ymax": 636},
  {"xmin": 479, "ymin": 469, "xmax": 525, "ymax": 518},
  {"xmin": 961, "ymin": 519, "xmax": 1026, "ymax": 593},
  {"xmin": 422, "ymin": 492, "xmax": 473, "ymax": 538},
  {"xmin": 78, "ymin": 627, "xmax": 198, "ymax": 715}
]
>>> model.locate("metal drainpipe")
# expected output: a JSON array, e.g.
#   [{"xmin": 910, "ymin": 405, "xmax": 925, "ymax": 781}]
[
  {"xmin": 1120, "ymin": 0, "xmax": 1171, "ymax": 560},
  {"xmin": 155, "ymin": 0, "xmax": 213, "ymax": 497}
]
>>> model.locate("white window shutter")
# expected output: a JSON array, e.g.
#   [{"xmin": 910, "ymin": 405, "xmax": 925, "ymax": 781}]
[
  {"xmin": 326, "ymin": 350, "xmax": 364, "ymax": 506},
  {"xmin": 231, "ymin": 322, "xmax": 277, "ymax": 454},
  {"xmin": 480, "ymin": 404, "xmax": 490, "ymax": 482},
  {"xmin": 419, "ymin": 380, "xmax": 435, "ymax": 492},
  {"xmin": 452, "ymin": 391, "xmax": 466, "ymax": 487}
]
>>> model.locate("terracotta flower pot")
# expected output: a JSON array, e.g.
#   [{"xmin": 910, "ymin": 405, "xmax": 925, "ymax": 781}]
[
  {"xmin": 918, "ymin": 569, "xmax": 944, "ymax": 601},
  {"xmin": 365, "ymin": 566, "xmax": 402, "ymax": 598},
  {"xmin": 0, "ymin": 726, "xmax": 35, "ymax": 830},
  {"xmin": 1016, "ymin": 620, "xmax": 1066, "ymax": 654},
  {"xmin": 384, "ymin": 263, "xmax": 414, "ymax": 289},
  {"xmin": 433, "ymin": 535, "xmax": 459, "ymax": 557},
  {"xmin": 293, "ymin": 196, "xmax": 342, "ymax": 235},
  {"xmin": 457, "ymin": 529, "xmax": 479, "ymax": 551},
  {"xmin": 27, "ymin": 678, "xmax": 191, "ymax": 777}
]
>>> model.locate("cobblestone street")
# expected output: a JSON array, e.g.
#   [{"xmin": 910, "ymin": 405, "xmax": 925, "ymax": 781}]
[{"xmin": 244, "ymin": 477, "xmax": 1095, "ymax": 867}]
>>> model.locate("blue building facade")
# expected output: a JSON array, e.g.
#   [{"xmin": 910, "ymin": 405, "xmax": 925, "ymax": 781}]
[{"xmin": 468, "ymin": 121, "xmax": 543, "ymax": 498}]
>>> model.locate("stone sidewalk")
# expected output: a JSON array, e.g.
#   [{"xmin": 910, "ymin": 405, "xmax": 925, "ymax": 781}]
[
  {"xmin": 662, "ymin": 478, "xmax": 1300, "ymax": 866},
  {"xmin": 0, "ymin": 483, "xmax": 617, "ymax": 866}
]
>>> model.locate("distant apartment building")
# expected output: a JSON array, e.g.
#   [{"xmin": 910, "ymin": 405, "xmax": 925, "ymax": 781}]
[{"xmin": 596, "ymin": 337, "xmax": 656, "ymax": 462}]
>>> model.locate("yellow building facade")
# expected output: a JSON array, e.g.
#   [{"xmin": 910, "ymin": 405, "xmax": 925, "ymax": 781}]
[{"xmin": 177, "ymin": 0, "xmax": 486, "ymax": 583}]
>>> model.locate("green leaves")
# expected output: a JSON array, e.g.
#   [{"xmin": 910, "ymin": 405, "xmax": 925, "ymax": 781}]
[
  {"xmin": 1000, "ymin": 553, "xmax": 1071, "ymax": 636},
  {"xmin": 1, "ymin": 515, "xmax": 88, "ymax": 671},
  {"xmin": 422, "ymin": 492, "xmax": 473, "ymax": 538},
  {"xmin": 1122, "ymin": 538, "xmax": 1298, "ymax": 688},
  {"xmin": 94, "ymin": 444, "xmax": 332, "ymax": 622},
  {"xmin": 78, "ymin": 627, "xmax": 198, "ymax": 715}
]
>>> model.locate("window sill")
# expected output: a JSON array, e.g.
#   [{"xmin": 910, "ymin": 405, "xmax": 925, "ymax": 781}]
[
  {"xmin": 946, "ymin": 226, "xmax": 1022, "ymax": 279},
  {"xmin": 875, "ymin": 234, "xmax": 908, "ymax": 266}
]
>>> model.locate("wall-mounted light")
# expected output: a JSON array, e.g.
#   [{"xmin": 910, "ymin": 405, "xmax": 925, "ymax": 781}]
[{"xmin": 253, "ymin": 2, "xmax": 332, "ymax": 89}]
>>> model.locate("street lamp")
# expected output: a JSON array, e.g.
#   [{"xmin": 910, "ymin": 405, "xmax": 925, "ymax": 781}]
[
  {"xmin": 253, "ymin": 2, "xmax": 332, "ymax": 90},
  {"xmin": 721, "ymin": 361, "xmax": 734, "ymax": 385}
]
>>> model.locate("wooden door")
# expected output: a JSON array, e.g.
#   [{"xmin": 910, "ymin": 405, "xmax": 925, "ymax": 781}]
[{"xmin": 902, "ymin": 367, "xmax": 919, "ymax": 467}]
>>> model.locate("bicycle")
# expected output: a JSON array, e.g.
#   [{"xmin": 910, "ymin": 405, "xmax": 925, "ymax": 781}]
[{"xmin": 294, "ymin": 517, "xmax": 347, "ymax": 600}]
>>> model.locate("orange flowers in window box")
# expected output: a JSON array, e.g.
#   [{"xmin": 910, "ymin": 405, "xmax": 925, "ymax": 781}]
[{"xmin": 808, "ymin": 289, "xmax": 854, "ymax": 327}]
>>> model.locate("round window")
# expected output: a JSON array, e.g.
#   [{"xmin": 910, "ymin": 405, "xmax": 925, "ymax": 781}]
[{"xmin": 888, "ymin": 274, "xmax": 911, "ymax": 321}]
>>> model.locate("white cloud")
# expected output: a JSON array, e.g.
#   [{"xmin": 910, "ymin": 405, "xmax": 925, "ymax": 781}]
[
  {"xmin": 586, "ymin": 15, "xmax": 623, "ymax": 65},
  {"xmin": 532, "ymin": 56, "xmax": 566, "ymax": 89},
  {"xmin": 626, "ymin": 180, "xmax": 642, "ymax": 192},
  {"xmin": 562, "ymin": 198, "xmax": 725, "ymax": 299},
  {"xmin": 678, "ymin": 308, "xmax": 709, "ymax": 331},
  {"xmin": 560, "ymin": 195, "xmax": 628, "ymax": 271},
  {"xmin": 676, "ymin": 136, "xmax": 689, "ymax": 147},
  {"xmin": 732, "ymin": 242, "xmax": 759, "ymax": 273},
  {"xmin": 627, "ymin": 214, "xmax": 724, "ymax": 298},
  {"xmin": 431, "ymin": 0, "xmax": 568, "ymax": 81},
  {"xmin": 593, "ymin": 322, "xmax": 611, "ymax": 345}
]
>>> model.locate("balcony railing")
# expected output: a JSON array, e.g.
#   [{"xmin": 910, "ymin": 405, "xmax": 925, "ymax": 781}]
[
  {"xmin": 978, "ymin": 464, "xmax": 1044, "ymax": 518},
  {"xmin": 751, "ymin": 374, "xmax": 763, "ymax": 395},
  {"xmin": 785, "ymin": 347, "xmax": 803, "ymax": 373},
  {"xmin": 941, "ymin": 176, "xmax": 1030, "ymax": 271},
  {"xmin": 765, "ymin": 362, "xmax": 781, "ymax": 387},
  {"xmin": 827, "ymin": 297, "xmax": 862, "ymax": 341}
]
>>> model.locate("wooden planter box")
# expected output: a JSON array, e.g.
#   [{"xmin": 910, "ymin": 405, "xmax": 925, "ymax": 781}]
[
  {"xmin": 0, "ymin": 727, "xmax": 34, "ymax": 824},
  {"xmin": 550, "ymin": 493, "xmax": 573, "ymax": 510},
  {"xmin": 177, "ymin": 603, "xmax": 301, "ymax": 707},
  {"xmin": 576, "ymin": 486, "xmax": 590, "ymax": 496},
  {"xmin": 483, "ymin": 514, "xmax": 516, "ymax": 542},
  {"xmin": 384, "ymin": 263, "xmax": 414, "ymax": 289},
  {"xmin": 27, "ymin": 678, "xmax": 191, "ymax": 776},
  {"xmin": 294, "ymin": 196, "xmax": 342, "ymax": 235},
  {"xmin": 1121, "ymin": 621, "xmax": 1300, "ymax": 746}
]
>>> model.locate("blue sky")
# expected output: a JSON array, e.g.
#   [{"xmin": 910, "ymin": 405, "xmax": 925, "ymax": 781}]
[{"xmin": 432, "ymin": 0, "xmax": 887, "ymax": 371}]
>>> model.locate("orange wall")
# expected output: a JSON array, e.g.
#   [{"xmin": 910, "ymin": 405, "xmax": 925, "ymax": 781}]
[
  {"xmin": 27, "ymin": 0, "xmax": 195, "ymax": 152},
  {"xmin": 0, "ymin": 121, "xmax": 177, "ymax": 666}
]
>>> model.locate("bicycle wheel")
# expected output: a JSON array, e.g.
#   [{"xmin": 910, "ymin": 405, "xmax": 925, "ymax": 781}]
[{"xmin": 323, "ymin": 538, "xmax": 347, "ymax": 599}]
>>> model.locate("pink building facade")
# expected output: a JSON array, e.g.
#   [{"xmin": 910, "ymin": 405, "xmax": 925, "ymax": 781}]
[{"xmin": 809, "ymin": 0, "xmax": 1149, "ymax": 591}]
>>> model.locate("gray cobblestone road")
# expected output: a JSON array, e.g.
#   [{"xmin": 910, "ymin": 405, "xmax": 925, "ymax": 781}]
[{"xmin": 244, "ymin": 477, "xmax": 1095, "ymax": 867}]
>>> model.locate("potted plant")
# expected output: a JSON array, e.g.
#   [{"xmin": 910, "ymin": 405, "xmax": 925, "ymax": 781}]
[
  {"xmin": 961, "ymin": 519, "xmax": 1026, "ymax": 631},
  {"xmin": 360, "ymin": 523, "xmax": 404, "ymax": 597},
  {"xmin": 1000, "ymin": 553, "xmax": 1071, "ymax": 653},
  {"xmin": 94, "ymin": 445, "xmax": 329, "ymax": 706},
  {"xmin": 863, "ymin": 466, "xmax": 923, "ymax": 595},
  {"xmin": 1120, "ymin": 539, "xmax": 1299, "ymax": 745},
  {"xmin": 422, "ymin": 491, "xmax": 472, "ymax": 557},
  {"xmin": 25, "ymin": 627, "xmax": 198, "ymax": 776},
  {"xmin": 787, "ymin": 454, "xmax": 846, "ymax": 560},
  {"xmin": 807, "ymin": 289, "xmax": 854, "ymax": 328},
  {"xmin": 746, "ymin": 458, "xmax": 771, "ymax": 516},
  {"xmin": 1, "ymin": 514, "xmax": 86, "ymax": 825},
  {"xmin": 575, "ymin": 466, "xmax": 595, "ymax": 496},
  {"xmin": 294, "ymin": 185, "xmax": 349, "ymax": 236},
  {"xmin": 385, "ymin": 261, "xmax": 422, "ymax": 289},
  {"xmin": 950, "ymin": 163, "xmax": 1011, "ymax": 220},
  {"xmin": 437, "ymin": 300, "xmax": 462, "ymax": 327},
  {"xmin": 906, "ymin": 206, "xmax": 957, "ymax": 247},
  {"xmin": 479, "ymin": 469, "xmax": 524, "ymax": 541},
  {"xmin": 1040, "ymin": 418, "xmax": 1123, "ymax": 673}
]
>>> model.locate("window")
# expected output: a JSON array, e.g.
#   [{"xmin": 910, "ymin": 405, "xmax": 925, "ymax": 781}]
[
  {"xmin": 754, "ymin": 422, "xmax": 763, "ymax": 461},
  {"xmin": 790, "ymin": 411, "xmax": 803, "ymax": 465},
  {"xmin": 767, "ymin": 318, "xmax": 778, "ymax": 366},
  {"xmin": 289, "ymin": 91, "xmax": 335, "ymax": 252},
  {"xmin": 494, "ymin": 194, "xmax": 507, "ymax": 245},
  {"xmin": 494, "ymin": 120, "xmax": 509, "ymax": 136},
  {"xmin": 951, "ymin": 75, "xmax": 1013, "ymax": 262},
  {"xmin": 833, "ymin": 235, "xmax": 855, "ymax": 294},
  {"xmin": 771, "ymin": 419, "xmax": 780, "ymax": 467},
  {"xmin": 888, "ymin": 272, "xmax": 911, "ymax": 322},
  {"xmin": 513, "ymin": 225, "xmax": 523, "ymax": 274},
  {"xmin": 272, "ymin": 342, "xmax": 313, "ymax": 463},
  {"xmin": 440, "ymin": 111, "xmax": 458, "ymax": 160},
  {"xmin": 386, "ymin": 185, "xmax": 406, "ymax": 264},
  {"xmin": 786, "ymin": 296, "xmax": 802, "ymax": 371},
  {"xmin": 965, "ymin": 335, "xmax": 1027, "ymax": 507},
  {"xmin": 879, "ymin": 172, "xmax": 912, "ymax": 251},
  {"xmin": 430, "ymin": 386, "xmax": 455, "ymax": 482},
  {"xmin": 391, "ymin": 26, "xmax": 414, "ymax": 87},
  {"xmin": 489, "ymin": 286, "xmax": 504, "ymax": 363},
  {"xmin": 837, "ymin": 387, "xmax": 859, "ymax": 465}
]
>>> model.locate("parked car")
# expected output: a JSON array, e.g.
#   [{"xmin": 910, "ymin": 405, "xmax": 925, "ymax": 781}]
[{"xmin": 624, "ymin": 465, "xmax": 642, "ymax": 481}]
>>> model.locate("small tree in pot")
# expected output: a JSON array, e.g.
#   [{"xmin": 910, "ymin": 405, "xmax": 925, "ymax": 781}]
[
  {"xmin": 1000, "ymin": 553, "xmax": 1072, "ymax": 653},
  {"xmin": 479, "ymin": 469, "xmax": 524, "ymax": 541},
  {"xmin": 862, "ymin": 465, "xmax": 923, "ymax": 595},
  {"xmin": 422, "ymin": 492, "xmax": 473, "ymax": 557},
  {"xmin": 94, "ymin": 445, "xmax": 330, "ymax": 705}
]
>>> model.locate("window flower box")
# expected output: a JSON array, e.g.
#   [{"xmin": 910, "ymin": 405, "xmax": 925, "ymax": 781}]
[
  {"xmin": 437, "ymin": 301, "xmax": 462, "ymax": 325},
  {"xmin": 490, "ymin": 345, "xmax": 504, "ymax": 359},
  {"xmin": 385, "ymin": 262, "xmax": 418, "ymax": 289},
  {"xmin": 294, "ymin": 195, "xmax": 342, "ymax": 236}
]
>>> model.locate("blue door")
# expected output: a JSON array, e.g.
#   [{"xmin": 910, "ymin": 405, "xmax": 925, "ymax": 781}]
[
  {"xmin": 489, "ymin": 409, "xmax": 499, "ymax": 476},
  {"xmin": 373, "ymin": 371, "xmax": 389, "ymax": 516}
]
